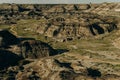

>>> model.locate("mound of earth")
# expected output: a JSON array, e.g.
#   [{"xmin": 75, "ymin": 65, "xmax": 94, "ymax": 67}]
[{"xmin": 19, "ymin": 40, "xmax": 56, "ymax": 59}]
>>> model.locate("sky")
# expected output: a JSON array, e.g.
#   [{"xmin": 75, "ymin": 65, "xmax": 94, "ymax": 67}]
[{"xmin": 0, "ymin": 0, "xmax": 119, "ymax": 4}]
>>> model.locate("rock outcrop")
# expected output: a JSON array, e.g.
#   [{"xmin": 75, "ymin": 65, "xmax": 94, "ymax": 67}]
[
  {"xmin": 19, "ymin": 40, "xmax": 56, "ymax": 59},
  {"xmin": 0, "ymin": 3, "xmax": 120, "ymax": 24},
  {"xmin": 0, "ymin": 3, "xmax": 119, "ymax": 41},
  {"xmin": 0, "ymin": 30, "xmax": 56, "ymax": 59}
]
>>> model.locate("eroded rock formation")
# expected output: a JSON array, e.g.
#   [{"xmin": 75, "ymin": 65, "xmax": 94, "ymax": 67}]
[
  {"xmin": 0, "ymin": 3, "xmax": 120, "ymax": 80},
  {"xmin": 19, "ymin": 40, "xmax": 56, "ymax": 59}
]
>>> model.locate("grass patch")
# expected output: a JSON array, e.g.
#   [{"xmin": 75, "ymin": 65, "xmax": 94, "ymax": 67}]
[{"xmin": 0, "ymin": 25, "xmax": 10, "ymax": 30}]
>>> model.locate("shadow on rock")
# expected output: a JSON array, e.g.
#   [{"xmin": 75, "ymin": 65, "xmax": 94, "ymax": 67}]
[
  {"xmin": 87, "ymin": 68, "xmax": 101, "ymax": 78},
  {"xmin": 89, "ymin": 23, "xmax": 104, "ymax": 36},
  {"xmin": 55, "ymin": 49, "xmax": 69, "ymax": 54},
  {"xmin": 0, "ymin": 29, "xmax": 20, "ymax": 47},
  {"xmin": 54, "ymin": 59, "xmax": 72, "ymax": 69},
  {"xmin": 59, "ymin": 70, "xmax": 77, "ymax": 80},
  {"xmin": 19, "ymin": 37, "xmax": 35, "ymax": 42},
  {"xmin": 0, "ymin": 50, "xmax": 22, "ymax": 69}
]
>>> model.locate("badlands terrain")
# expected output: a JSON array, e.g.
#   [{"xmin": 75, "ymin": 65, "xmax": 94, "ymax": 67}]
[{"xmin": 0, "ymin": 2, "xmax": 120, "ymax": 80}]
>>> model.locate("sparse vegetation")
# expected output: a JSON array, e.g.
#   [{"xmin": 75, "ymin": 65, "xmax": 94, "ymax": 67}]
[{"xmin": 0, "ymin": 3, "xmax": 120, "ymax": 80}]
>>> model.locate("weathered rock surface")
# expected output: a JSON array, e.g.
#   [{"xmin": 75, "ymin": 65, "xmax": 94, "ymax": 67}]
[
  {"xmin": 19, "ymin": 40, "xmax": 56, "ymax": 59},
  {"xmin": 0, "ymin": 30, "xmax": 56, "ymax": 59},
  {"xmin": 0, "ymin": 3, "xmax": 120, "ymax": 24},
  {"xmin": 0, "ymin": 3, "xmax": 120, "ymax": 80},
  {"xmin": 15, "ymin": 57, "xmax": 120, "ymax": 80},
  {"xmin": 0, "ymin": 3, "xmax": 119, "ymax": 41}
]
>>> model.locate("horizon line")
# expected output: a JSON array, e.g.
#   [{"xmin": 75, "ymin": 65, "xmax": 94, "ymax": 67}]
[{"xmin": 0, "ymin": 2, "xmax": 119, "ymax": 4}]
